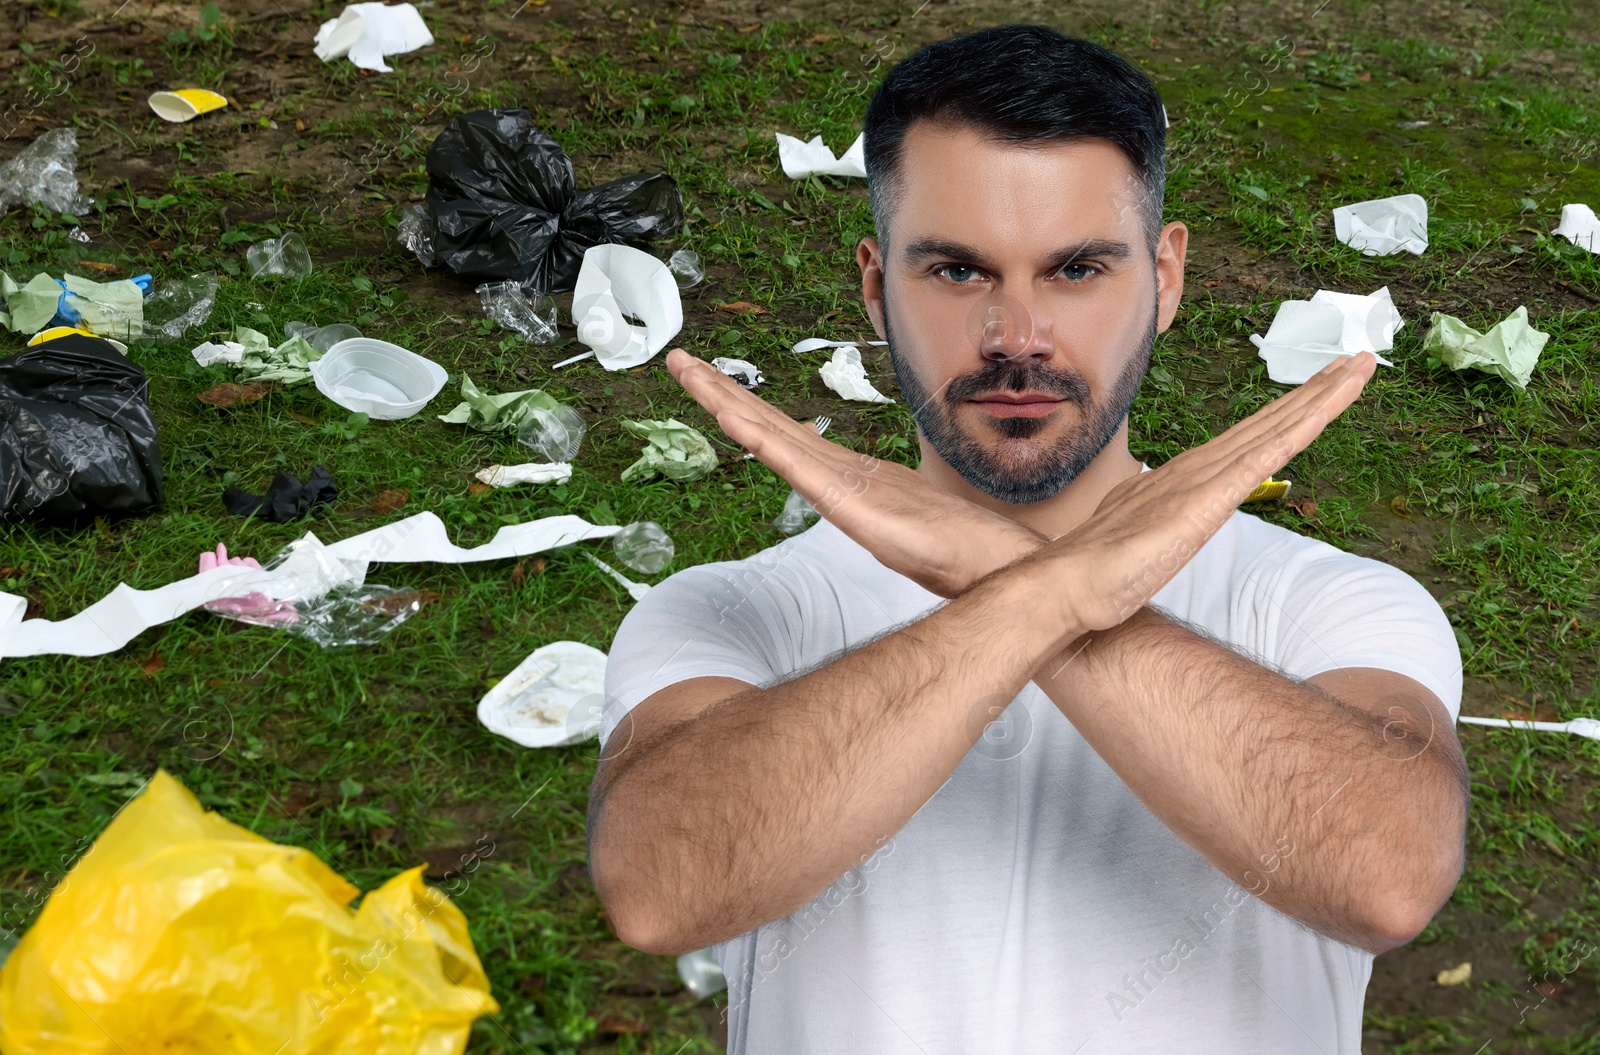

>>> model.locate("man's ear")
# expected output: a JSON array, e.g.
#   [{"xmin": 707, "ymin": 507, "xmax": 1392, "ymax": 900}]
[
  {"xmin": 1154, "ymin": 221, "xmax": 1189, "ymax": 334},
  {"xmin": 857, "ymin": 237, "xmax": 887, "ymax": 341}
]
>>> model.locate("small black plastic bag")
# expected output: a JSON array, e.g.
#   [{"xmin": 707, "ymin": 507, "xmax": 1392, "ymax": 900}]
[
  {"xmin": 424, "ymin": 108, "xmax": 683, "ymax": 293},
  {"xmin": 0, "ymin": 333, "xmax": 164, "ymax": 519}
]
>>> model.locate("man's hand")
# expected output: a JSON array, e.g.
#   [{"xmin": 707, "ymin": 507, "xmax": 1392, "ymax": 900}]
[
  {"xmin": 667, "ymin": 346, "xmax": 1377, "ymax": 617},
  {"xmin": 665, "ymin": 347, "xmax": 1042, "ymax": 597}
]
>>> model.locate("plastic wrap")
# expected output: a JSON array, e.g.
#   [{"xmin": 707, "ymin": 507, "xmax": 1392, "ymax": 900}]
[
  {"xmin": 138, "ymin": 272, "xmax": 218, "ymax": 342},
  {"xmin": 246, "ymin": 232, "xmax": 314, "ymax": 277},
  {"xmin": 476, "ymin": 280, "xmax": 558, "ymax": 343},
  {"xmin": 396, "ymin": 202, "xmax": 437, "ymax": 266},
  {"xmin": 0, "ymin": 128, "xmax": 91, "ymax": 215},
  {"xmin": 612, "ymin": 521, "xmax": 674, "ymax": 575},
  {"xmin": 774, "ymin": 489, "xmax": 820, "ymax": 535}
]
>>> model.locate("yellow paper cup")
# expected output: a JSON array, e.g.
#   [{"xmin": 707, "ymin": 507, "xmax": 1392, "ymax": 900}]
[
  {"xmin": 1241, "ymin": 477, "xmax": 1291, "ymax": 505},
  {"xmin": 148, "ymin": 88, "xmax": 229, "ymax": 123}
]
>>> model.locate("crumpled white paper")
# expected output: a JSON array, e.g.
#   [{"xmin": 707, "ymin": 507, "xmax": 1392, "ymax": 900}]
[
  {"xmin": 792, "ymin": 336, "xmax": 887, "ymax": 354},
  {"xmin": 1332, "ymin": 194, "xmax": 1429, "ymax": 256},
  {"xmin": 776, "ymin": 133, "xmax": 866, "ymax": 179},
  {"xmin": 711, "ymin": 357, "xmax": 764, "ymax": 387},
  {"xmin": 474, "ymin": 462, "xmax": 573, "ymax": 487},
  {"xmin": 1553, "ymin": 203, "xmax": 1600, "ymax": 253},
  {"xmin": 478, "ymin": 640, "xmax": 610, "ymax": 748},
  {"xmin": 1248, "ymin": 287, "xmax": 1400, "ymax": 385},
  {"xmin": 571, "ymin": 244, "xmax": 683, "ymax": 371},
  {"xmin": 819, "ymin": 344, "xmax": 894, "ymax": 403},
  {"xmin": 314, "ymin": 2, "xmax": 434, "ymax": 73},
  {"xmin": 190, "ymin": 339, "xmax": 245, "ymax": 366},
  {"xmin": 0, "ymin": 512, "xmax": 619, "ymax": 659}
]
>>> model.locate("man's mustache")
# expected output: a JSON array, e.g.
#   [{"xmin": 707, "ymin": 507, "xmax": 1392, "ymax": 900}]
[{"xmin": 943, "ymin": 359, "xmax": 1093, "ymax": 407}]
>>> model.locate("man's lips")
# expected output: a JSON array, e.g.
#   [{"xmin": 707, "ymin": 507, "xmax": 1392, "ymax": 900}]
[{"xmin": 967, "ymin": 393, "xmax": 1068, "ymax": 418}]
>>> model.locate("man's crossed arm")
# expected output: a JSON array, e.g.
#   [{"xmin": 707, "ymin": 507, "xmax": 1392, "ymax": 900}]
[{"xmin": 587, "ymin": 348, "xmax": 1466, "ymax": 956}]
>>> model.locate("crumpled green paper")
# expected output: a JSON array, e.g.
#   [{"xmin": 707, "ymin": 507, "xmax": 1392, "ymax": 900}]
[
  {"xmin": 0, "ymin": 271, "xmax": 144, "ymax": 337},
  {"xmin": 1422, "ymin": 307, "xmax": 1549, "ymax": 390},
  {"xmin": 437, "ymin": 375, "xmax": 559, "ymax": 433},
  {"xmin": 620, "ymin": 417, "xmax": 718, "ymax": 483},
  {"xmin": 235, "ymin": 326, "xmax": 322, "ymax": 385}
]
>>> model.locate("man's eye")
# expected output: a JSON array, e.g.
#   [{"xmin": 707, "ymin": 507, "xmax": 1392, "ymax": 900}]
[
  {"xmin": 1061, "ymin": 263, "xmax": 1099, "ymax": 281},
  {"xmin": 937, "ymin": 264, "xmax": 982, "ymax": 283}
]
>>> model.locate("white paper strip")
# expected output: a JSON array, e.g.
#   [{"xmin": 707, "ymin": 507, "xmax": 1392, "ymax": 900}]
[
  {"xmin": 775, "ymin": 133, "xmax": 867, "ymax": 179},
  {"xmin": 0, "ymin": 512, "xmax": 620, "ymax": 659}
]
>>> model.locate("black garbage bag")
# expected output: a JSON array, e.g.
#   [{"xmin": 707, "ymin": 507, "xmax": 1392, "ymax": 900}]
[
  {"xmin": 0, "ymin": 333, "xmax": 164, "ymax": 518},
  {"xmin": 424, "ymin": 108, "xmax": 684, "ymax": 293}
]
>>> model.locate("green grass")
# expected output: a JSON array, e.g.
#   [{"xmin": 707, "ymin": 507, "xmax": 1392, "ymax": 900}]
[{"xmin": 2, "ymin": 1, "xmax": 1599, "ymax": 1051}]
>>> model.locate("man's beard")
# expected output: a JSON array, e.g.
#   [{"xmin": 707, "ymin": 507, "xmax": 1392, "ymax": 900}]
[{"xmin": 884, "ymin": 289, "xmax": 1157, "ymax": 505}]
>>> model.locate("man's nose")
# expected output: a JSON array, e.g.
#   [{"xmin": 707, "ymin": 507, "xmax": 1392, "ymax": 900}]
[{"xmin": 977, "ymin": 293, "xmax": 1056, "ymax": 363}]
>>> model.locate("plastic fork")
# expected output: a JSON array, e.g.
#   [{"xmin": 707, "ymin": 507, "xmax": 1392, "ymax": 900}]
[
  {"xmin": 1458, "ymin": 716, "xmax": 1600, "ymax": 741},
  {"xmin": 745, "ymin": 415, "xmax": 831, "ymax": 459},
  {"xmin": 585, "ymin": 552, "xmax": 652, "ymax": 602}
]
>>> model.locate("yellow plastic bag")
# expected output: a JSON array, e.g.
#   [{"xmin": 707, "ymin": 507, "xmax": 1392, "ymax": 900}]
[{"xmin": 0, "ymin": 769, "xmax": 499, "ymax": 1055}]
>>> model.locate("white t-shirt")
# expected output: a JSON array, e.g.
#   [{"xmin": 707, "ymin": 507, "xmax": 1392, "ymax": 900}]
[{"xmin": 602, "ymin": 507, "xmax": 1462, "ymax": 1055}]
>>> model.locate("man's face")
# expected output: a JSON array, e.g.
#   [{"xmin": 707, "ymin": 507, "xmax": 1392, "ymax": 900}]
[{"xmin": 861, "ymin": 122, "xmax": 1183, "ymax": 505}]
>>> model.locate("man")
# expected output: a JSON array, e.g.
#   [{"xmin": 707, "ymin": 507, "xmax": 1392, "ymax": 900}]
[{"xmin": 588, "ymin": 25, "xmax": 1467, "ymax": 1054}]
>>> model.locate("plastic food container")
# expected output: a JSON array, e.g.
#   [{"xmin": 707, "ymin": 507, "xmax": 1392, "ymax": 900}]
[
  {"xmin": 477, "ymin": 641, "xmax": 609, "ymax": 748},
  {"xmin": 309, "ymin": 337, "xmax": 447, "ymax": 420}
]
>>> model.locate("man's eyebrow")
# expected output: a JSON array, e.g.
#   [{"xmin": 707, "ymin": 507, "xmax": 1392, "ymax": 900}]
[{"xmin": 900, "ymin": 237, "xmax": 1136, "ymax": 271}]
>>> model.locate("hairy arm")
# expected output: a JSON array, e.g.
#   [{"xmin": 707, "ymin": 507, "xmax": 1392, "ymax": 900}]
[
  {"xmin": 588, "ymin": 553, "xmax": 1082, "ymax": 956},
  {"xmin": 1032, "ymin": 608, "xmax": 1468, "ymax": 953}
]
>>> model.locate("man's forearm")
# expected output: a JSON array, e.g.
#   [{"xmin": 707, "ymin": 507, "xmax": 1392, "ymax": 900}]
[
  {"xmin": 1033, "ymin": 607, "xmax": 1467, "ymax": 952},
  {"xmin": 592, "ymin": 554, "xmax": 1082, "ymax": 954}
]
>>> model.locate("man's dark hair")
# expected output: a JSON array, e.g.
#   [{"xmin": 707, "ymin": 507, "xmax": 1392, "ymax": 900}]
[{"xmin": 863, "ymin": 25, "xmax": 1168, "ymax": 254}]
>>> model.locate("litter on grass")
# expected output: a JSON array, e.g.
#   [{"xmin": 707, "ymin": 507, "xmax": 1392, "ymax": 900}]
[
  {"xmin": 396, "ymin": 201, "xmax": 437, "ymax": 266},
  {"xmin": 423, "ymin": 108, "xmax": 683, "ymax": 291},
  {"xmin": 0, "ymin": 271, "xmax": 147, "ymax": 339},
  {"xmin": 571, "ymin": 244, "xmax": 684, "ymax": 370},
  {"xmin": 477, "ymin": 280, "xmax": 558, "ymax": 344},
  {"xmin": 1248, "ymin": 287, "xmax": 1400, "ymax": 385},
  {"xmin": 0, "ymin": 332, "xmax": 164, "ymax": 519},
  {"xmin": 1422, "ymin": 307, "xmax": 1549, "ymax": 390},
  {"xmin": 1552, "ymin": 203, "xmax": 1600, "ymax": 253},
  {"xmin": 792, "ymin": 336, "xmax": 887, "ymax": 354},
  {"xmin": 313, "ymin": 1, "xmax": 434, "ymax": 72},
  {"xmin": 438, "ymin": 375, "xmax": 561, "ymax": 433},
  {"xmin": 474, "ymin": 462, "xmax": 572, "ymax": 488},
  {"xmin": 1242, "ymin": 477, "xmax": 1291, "ymax": 504},
  {"xmin": 477, "ymin": 641, "xmax": 609, "ymax": 748},
  {"xmin": 517, "ymin": 402, "xmax": 586, "ymax": 462},
  {"xmin": 138, "ymin": 272, "xmax": 217, "ymax": 342},
  {"xmin": 620, "ymin": 417, "xmax": 718, "ymax": 483},
  {"xmin": 1457, "ymin": 715, "xmax": 1600, "ymax": 741},
  {"xmin": 668, "ymin": 248, "xmax": 705, "ymax": 288},
  {"xmin": 0, "ymin": 512, "xmax": 623, "ymax": 658},
  {"xmin": 585, "ymin": 552, "xmax": 652, "ymax": 602},
  {"xmin": 0, "ymin": 770, "xmax": 499, "ymax": 1053},
  {"xmin": 776, "ymin": 132, "xmax": 867, "ymax": 178},
  {"xmin": 245, "ymin": 232, "xmax": 314, "ymax": 278},
  {"xmin": 309, "ymin": 336, "xmax": 447, "ymax": 419},
  {"xmin": 222, "ymin": 465, "xmax": 339, "ymax": 523},
  {"xmin": 0, "ymin": 128, "xmax": 91, "ymax": 215},
  {"xmin": 147, "ymin": 88, "xmax": 228, "ymax": 122},
  {"xmin": 1332, "ymin": 194, "xmax": 1429, "ymax": 256},
  {"xmin": 190, "ymin": 338, "xmax": 246, "ymax": 367},
  {"xmin": 712, "ymin": 357, "xmax": 764, "ymax": 388},
  {"xmin": 678, "ymin": 948, "xmax": 729, "ymax": 999},
  {"xmin": 819, "ymin": 344, "xmax": 895, "ymax": 403},
  {"xmin": 612, "ymin": 521, "xmax": 674, "ymax": 575},
  {"xmin": 284, "ymin": 321, "xmax": 362, "ymax": 352},
  {"xmin": 235, "ymin": 328, "xmax": 322, "ymax": 385}
]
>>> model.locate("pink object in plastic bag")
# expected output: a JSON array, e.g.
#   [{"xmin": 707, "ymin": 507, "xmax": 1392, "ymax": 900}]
[{"xmin": 197, "ymin": 544, "xmax": 297, "ymax": 625}]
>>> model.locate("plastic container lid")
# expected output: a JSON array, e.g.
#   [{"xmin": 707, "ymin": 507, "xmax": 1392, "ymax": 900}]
[
  {"xmin": 310, "ymin": 337, "xmax": 447, "ymax": 420},
  {"xmin": 477, "ymin": 641, "xmax": 608, "ymax": 748}
]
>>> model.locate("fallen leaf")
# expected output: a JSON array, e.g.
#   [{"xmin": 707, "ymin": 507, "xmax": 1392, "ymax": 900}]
[
  {"xmin": 77, "ymin": 260, "xmax": 121, "ymax": 274},
  {"xmin": 511, "ymin": 557, "xmax": 547, "ymax": 586},
  {"xmin": 371, "ymin": 826, "xmax": 396, "ymax": 846},
  {"xmin": 1285, "ymin": 496, "xmax": 1319, "ymax": 519},
  {"xmin": 1356, "ymin": 71, "xmax": 1372, "ymax": 82},
  {"xmin": 714, "ymin": 300, "xmax": 769, "ymax": 315},
  {"xmin": 294, "ymin": 118, "xmax": 305, "ymax": 132},
  {"xmin": 138, "ymin": 650, "xmax": 164, "ymax": 676},
  {"xmin": 1202, "ymin": 279, "xmax": 1221, "ymax": 288},
  {"xmin": 736, "ymin": 22, "xmax": 761, "ymax": 32},
  {"xmin": 1389, "ymin": 495, "xmax": 1412, "ymax": 519},
  {"xmin": 1238, "ymin": 275, "xmax": 1270, "ymax": 293},
  {"xmin": 415, "ymin": 590, "xmax": 444, "ymax": 606},
  {"xmin": 1435, "ymin": 962, "xmax": 1471, "ymax": 986},
  {"xmin": 468, "ymin": 482, "xmax": 491, "ymax": 496},
  {"xmin": 287, "ymin": 410, "xmax": 319, "ymax": 426},
  {"xmin": 596, "ymin": 1013, "xmax": 649, "ymax": 1035},
  {"xmin": 370, "ymin": 488, "xmax": 409, "ymax": 514},
  {"xmin": 803, "ymin": 32, "xmax": 836, "ymax": 43},
  {"xmin": 198, "ymin": 382, "xmax": 274, "ymax": 407}
]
